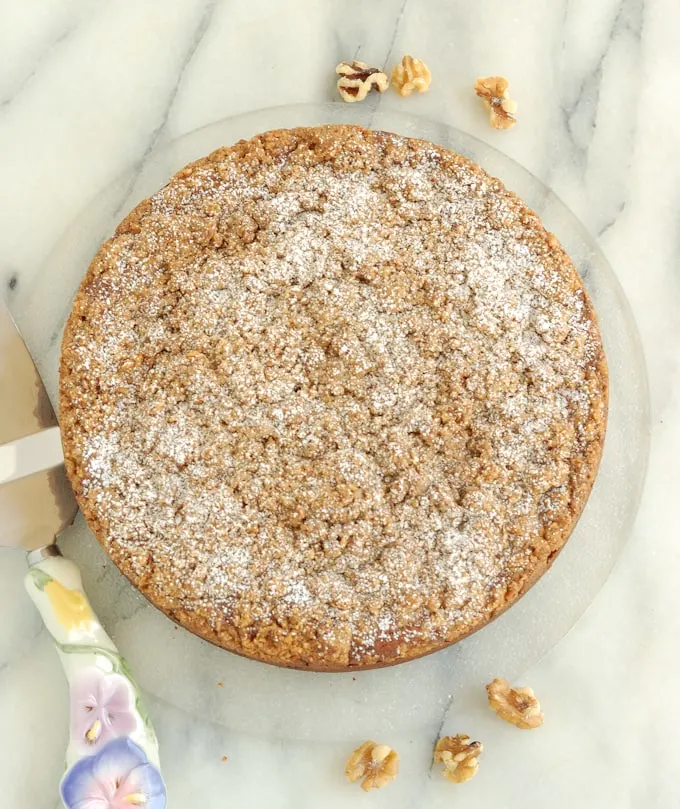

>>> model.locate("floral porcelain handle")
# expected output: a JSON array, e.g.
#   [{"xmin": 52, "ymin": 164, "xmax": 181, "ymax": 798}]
[{"xmin": 24, "ymin": 553, "xmax": 166, "ymax": 809}]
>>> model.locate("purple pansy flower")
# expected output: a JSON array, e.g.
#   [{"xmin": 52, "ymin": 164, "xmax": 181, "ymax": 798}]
[
  {"xmin": 61, "ymin": 737, "xmax": 166, "ymax": 809},
  {"xmin": 71, "ymin": 668, "xmax": 137, "ymax": 750}
]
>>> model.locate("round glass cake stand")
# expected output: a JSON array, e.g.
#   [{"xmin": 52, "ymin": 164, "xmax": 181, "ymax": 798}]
[{"xmin": 41, "ymin": 103, "xmax": 649, "ymax": 741}]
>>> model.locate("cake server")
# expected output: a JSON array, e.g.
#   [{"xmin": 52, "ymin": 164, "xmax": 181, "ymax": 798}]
[{"xmin": 0, "ymin": 300, "xmax": 166, "ymax": 809}]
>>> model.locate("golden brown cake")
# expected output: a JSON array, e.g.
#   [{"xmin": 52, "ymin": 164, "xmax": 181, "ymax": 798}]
[{"xmin": 60, "ymin": 125, "xmax": 608, "ymax": 671}]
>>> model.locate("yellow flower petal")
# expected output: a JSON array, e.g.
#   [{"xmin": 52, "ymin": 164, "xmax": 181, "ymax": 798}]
[{"xmin": 44, "ymin": 580, "xmax": 95, "ymax": 631}]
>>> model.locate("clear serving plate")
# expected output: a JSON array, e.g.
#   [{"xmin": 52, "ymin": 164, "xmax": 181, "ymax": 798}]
[{"xmin": 36, "ymin": 103, "xmax": 649, "ymax": 742}]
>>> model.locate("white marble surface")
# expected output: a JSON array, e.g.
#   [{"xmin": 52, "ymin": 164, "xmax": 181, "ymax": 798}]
[{"xmin": 1, "ymin": 1, "xmax": 678, "ymax": 807}]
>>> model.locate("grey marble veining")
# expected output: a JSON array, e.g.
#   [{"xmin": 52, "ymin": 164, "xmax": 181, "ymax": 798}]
[{"xmin": 1, "ymin": 1, "xmax": 679, "ymax": 807}]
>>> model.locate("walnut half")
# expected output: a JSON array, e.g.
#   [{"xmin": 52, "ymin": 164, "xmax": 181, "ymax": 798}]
[
  {"xmin": 345, "ymin": 740, "xmax": 399, "ymax": 791},
  {"xmin": 486, "ymin": 677, "xmax": 544, "ymax": 729},
  {"xmin": 474, "ymin": 76, "xmax": 518, "ymax": 129},
  {"xmin": 336, "ymin": 61, "xmax": 389, "ymax": 103},
  {"xmin": 391, "ymin": 55, "xmax": 432, "ymax": 96},
  {"xmin": 433, "ymin": 735, "xmax": 483, "ymax": 783}
]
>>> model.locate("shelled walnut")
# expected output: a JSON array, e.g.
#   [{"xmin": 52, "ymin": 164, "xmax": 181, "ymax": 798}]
[
  {"xmin": 433, "ymin": 735, "xmax": 483, "ymax": 783},
  {"xmin": 474, "ymin": 76, "xmax": 518, "ymax": 129},
  {"xmin": 391, "ymin": 55, "xmax": 432, "ymax": 96},
  {"xmin": 345, "ymin": 740, "xmax": 399, "ymax": 791},
  {"xmin": 336, "ymin": 61, "xmax": 389, "ymax": 103},
  {"xmin": 486, "ymin": 677, "xmax": 544, "ymax": 729}
]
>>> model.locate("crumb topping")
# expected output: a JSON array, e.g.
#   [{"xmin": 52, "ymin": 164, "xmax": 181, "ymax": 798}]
[{"xmin": 60, "ymin": 126, "xmax": 607, "ymax": 669}]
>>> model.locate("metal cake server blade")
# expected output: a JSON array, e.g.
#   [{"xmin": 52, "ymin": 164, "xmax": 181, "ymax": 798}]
[
  {"xmin": 0, "ymin": 300, "xmax": 165, "ymax": 807},
  {"xmin": 0, "ymin": 305, "xmax": 76, "ymax": 552},
  {"xmin": 0, "ymin": 425, "xmax": 65, "ymax": 487}
]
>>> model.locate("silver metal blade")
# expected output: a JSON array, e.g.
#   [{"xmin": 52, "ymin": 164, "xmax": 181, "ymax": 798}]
[
  {"xmin": 0, "ymin": 426, "xmax": 65, "ymax": 485},
  {"xmin": 0, "ymin": 300, "xmax": 77, "ymax": 551}
]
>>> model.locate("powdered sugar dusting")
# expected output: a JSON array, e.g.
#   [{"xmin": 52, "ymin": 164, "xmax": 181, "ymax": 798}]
[{"xmin": 61, "ymin": 126, "xmax": 607, "ymax": 668}]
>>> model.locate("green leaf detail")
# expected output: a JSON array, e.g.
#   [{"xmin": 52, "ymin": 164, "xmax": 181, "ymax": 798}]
[{"xmin": 27, "ymin": 568, "xmax": 53, "ymax": 591}]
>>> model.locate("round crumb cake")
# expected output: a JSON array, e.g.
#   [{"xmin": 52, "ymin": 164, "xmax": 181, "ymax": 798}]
[{"xmin": 60, "ymin": 125, "xmax": 608, "ymax": 671}]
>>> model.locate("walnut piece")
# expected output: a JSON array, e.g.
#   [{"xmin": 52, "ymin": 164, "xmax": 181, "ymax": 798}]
[
  {"xmin": 391, "ymin": 55, "xmax": 432, "ymax": 97},
  {"xmin": 433, "ymin": 735, "xmax": 483, "ymax": 783},
  {"xmin": 336, "ymin": 61, "xmax": 389, "ymax": 103},
  {"xmin": 474, "ymin": 76, "xmax": 518, "ymax": 129},
  {"xmin": 486, "ymin": 677, "xmax": 544, "ymax": 729},
  {"xmin": 345, "ymin": 740, "xmax": 399, "ymax": 791}
]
